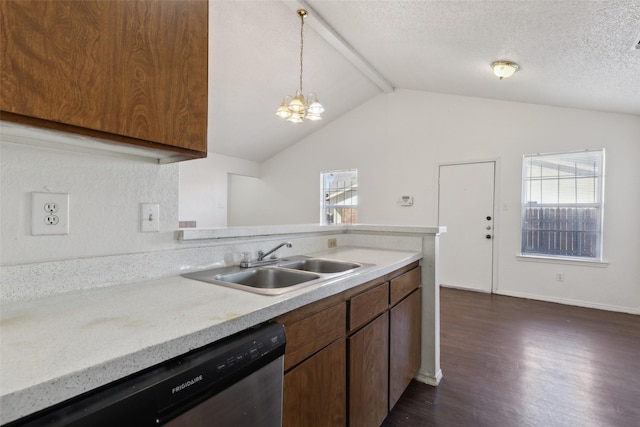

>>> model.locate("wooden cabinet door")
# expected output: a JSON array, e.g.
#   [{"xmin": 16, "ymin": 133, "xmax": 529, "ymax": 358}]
[
  {"xmin": 389, "ymin": 288, "xmax": 422, "ymax": 410},
  {"xmin": 0, "ymin": 0, "xmax": 207, "ymax": 157},
  {"xmin": 348, "ymin": 312, "xmax": 389, "ymax": 427},
  {"xmin": 283, "ymin": 337, "xmax": 346, "ymax": 427}
]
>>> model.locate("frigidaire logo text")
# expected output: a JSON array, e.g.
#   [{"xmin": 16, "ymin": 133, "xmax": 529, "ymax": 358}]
[{"xmin": 172, "ymin": 375, "xmax": 203, "ymax": 394}]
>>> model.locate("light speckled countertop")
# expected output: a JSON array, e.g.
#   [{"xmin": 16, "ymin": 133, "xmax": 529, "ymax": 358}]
[{"xmin": 0, "ymin": 247, "xmax": 421, "ymax": 424}]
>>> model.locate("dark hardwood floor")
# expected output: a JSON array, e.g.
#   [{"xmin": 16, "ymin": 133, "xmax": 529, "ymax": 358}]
[{"xmin": 382, "ymin": 287, "xmax": 640, "ymax": 427}]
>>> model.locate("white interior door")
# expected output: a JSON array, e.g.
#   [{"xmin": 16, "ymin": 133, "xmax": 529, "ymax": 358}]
[{"xmin": 438, "ymin": 162, "xmax": 495, "ymax": 292}]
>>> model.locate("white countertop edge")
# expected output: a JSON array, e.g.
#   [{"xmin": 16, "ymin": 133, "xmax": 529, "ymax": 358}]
[
  {"xmin": 179, "ymin": 223, "xmax": 446, "ymax": 241},
  {"xmin": 0, "ymin": 248, "xmax": 422, "ymax": 424}
]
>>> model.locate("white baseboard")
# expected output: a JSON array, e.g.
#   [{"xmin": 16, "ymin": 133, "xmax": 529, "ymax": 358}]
[
  {"xmin": 440, "ymin": 284, "xmax": 490, "ymax": 293},
  {"xmin": 495, "ymin": 289, "xmax": 639, "ymax": 315},
  {"xmin": 415, "ymin": 368, "xmax": 443, "ymax": 386}
]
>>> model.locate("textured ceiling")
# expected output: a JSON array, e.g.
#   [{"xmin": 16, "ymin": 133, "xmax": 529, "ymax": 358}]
[{"xmin": 209, "ymin": 0, "xmax": 640, "ymax": 162}]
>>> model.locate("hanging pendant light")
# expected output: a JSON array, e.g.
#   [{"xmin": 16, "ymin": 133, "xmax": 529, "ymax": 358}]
[{"xmin": 275, "ymin": 9, "xmax": 324, "ymax": 123}]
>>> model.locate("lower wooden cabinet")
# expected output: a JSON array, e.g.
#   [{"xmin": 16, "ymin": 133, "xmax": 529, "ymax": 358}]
[
  {"xmin": 277, "ymin": 263, "xmax": 422, "ymax": 427},
  {"xmin": 348, "ymin": 266, "xmax": 422, "ymax": 426},
  {"xmin": 283, "ymin": 337, "xmax": 346, "ymax": 427},
  {"xmin": 349, "ymin": 312, "xmax": 389, "ymax": 427},
  {"xmin": 389, "ymin": 288, "xmax": 422, "ymax": 410}
]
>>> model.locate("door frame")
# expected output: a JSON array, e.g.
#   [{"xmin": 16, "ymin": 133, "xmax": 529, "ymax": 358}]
[{"xmin": 436, "ymin": 158, "xmax": 501, "ymax": 294}]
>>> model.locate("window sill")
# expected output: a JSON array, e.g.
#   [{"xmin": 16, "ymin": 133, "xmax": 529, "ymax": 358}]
[{"xmin": 517, "ymin": 254, "xmax": 609, "ymax": 267}]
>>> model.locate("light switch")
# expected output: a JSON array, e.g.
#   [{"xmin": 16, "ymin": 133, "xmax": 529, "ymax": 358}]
[
  {"xmin": 399, "ymin": 195, "xmax": 414, "ymax": 206},
  {"xmin": 141, "ymin": 203, "xmax": 160, "ymax": 232}
]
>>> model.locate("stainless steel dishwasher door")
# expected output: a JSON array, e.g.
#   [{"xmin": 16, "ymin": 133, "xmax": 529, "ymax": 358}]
[
  {"xmin": 165, "ymin": 356, "xmax": 284, "ymax": 427},
  {"xmin": 5, "ymin": 322, "xmax": 286, "ymax": 427}
]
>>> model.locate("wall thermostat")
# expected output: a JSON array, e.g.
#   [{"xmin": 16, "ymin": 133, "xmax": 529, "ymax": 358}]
[{"xmin": 399, "ymin": 195, "xmax": 414, "ymax": 206}]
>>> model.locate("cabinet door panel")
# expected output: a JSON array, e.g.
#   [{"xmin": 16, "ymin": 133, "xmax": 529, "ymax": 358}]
[
  {"xmin": 283, "ymin": 337, "xmax": 346, "ymax": 427},
  {"xmin": 1, "ymin": 0, "xmax": 207, "ymax": 153},
  {"xmin": 349, "ymin": 312, "xmax": 389, "ymax": 427},
  {"xmin": 389, "ymin": 288, "xmax": 422, "ymax": 410}
]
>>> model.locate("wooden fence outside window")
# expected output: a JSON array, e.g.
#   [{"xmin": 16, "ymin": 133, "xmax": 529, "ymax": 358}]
[{"xmin": 522, "ymin": 206, "xmax": 600, "ymax": 258}]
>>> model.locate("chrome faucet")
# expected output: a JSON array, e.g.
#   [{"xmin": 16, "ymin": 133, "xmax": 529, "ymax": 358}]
[
  {"xmin": 258, "ymin": 242, "xmax": 292, "ymax": 261},
  {"xmin": 240, "ymin": 242, "xmax": 293, "ymax": 268}
]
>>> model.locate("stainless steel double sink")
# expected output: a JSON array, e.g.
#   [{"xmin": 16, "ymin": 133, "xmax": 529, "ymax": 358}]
[{"xmin": 182, "ymin": 256, "xmax": 365, "ymax": 295}]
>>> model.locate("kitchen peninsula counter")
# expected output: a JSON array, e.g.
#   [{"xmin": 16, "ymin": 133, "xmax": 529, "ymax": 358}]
[{"xmin": 0, "ymin": 247, "xmax": 421, "ymax": 424}]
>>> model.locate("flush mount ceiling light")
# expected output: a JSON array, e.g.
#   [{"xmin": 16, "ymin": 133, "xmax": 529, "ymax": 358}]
[
  {"xmin": 491, "ymin": 60, "xmax": 519, "ymax": 80},
  {"xmin": 275, "ymin": 9, "xmax": 324, "ymax": 123}
]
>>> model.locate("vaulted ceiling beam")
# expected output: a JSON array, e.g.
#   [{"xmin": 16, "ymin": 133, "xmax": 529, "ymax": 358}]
[{"xmin": 283, "ymin": 0, "xmax": 394, "ymax": 93}]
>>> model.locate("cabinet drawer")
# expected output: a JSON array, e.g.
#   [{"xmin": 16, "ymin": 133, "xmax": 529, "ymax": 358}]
[
  {"xmin": 348, "ymin": 283, "xmax": 389, "ymax": 332},
  {"xmin": 282, "ymin": 302, "xmax": 346, "ymax": 371},
  {"xmin": 390, "ymin": 267, "xmax": 421, "ymax": 306}
]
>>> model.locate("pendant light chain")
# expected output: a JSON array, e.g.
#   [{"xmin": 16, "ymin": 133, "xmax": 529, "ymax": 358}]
[{"xmin": 299, "ymin": 10, "xmax": 304, "ymax": 93}]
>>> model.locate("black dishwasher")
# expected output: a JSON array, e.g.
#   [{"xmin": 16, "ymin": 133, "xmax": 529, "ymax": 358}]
[{"xmin": 6, "ymin": 322, "xmax": 286, "ymax": 427}]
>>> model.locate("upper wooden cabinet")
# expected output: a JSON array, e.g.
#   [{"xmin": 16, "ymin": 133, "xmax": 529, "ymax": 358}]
[{"xmin": 0, "ymin": 0, "xmax": 208, "ymax": 162}]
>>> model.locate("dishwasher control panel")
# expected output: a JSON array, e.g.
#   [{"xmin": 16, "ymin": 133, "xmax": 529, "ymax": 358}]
[{"xmin": 156, "ymin": 322, "xmax": 286, "ymax": 416}]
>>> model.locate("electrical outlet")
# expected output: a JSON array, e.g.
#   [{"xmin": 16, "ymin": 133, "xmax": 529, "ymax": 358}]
[
  {"xmin": 328, "ymin": 238, "xmax": 337, "ymax": 248},
  {"xmin": 32, "ymin": 192, "xmax": 69, "ymax": 235},
  {"xmin": 141, "ymin": 203, "xmax": 160, "ymax": 232}
]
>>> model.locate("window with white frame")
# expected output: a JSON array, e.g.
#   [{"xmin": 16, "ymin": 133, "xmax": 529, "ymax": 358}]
[
  {"xmin": 521, "ymin": 149, "xmax": 605, "ymax": 260},
  {"xmin": 321, "ymin": 169, "xmax": 358, "ymax": 225}
]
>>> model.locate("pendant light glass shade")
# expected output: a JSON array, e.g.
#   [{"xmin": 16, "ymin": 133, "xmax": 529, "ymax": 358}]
[
  {"xmin": 287, "ymin": 112, "xmax": 304, "ymax": 123},
  {"xmin": 305, "ymin": 111, "xmax": 323, "ymax": 121},
  {"xmin": 276, "ymin": 99, "xmax": 292, "ymax": 118},
  {"xmin": 275, "ymin": 9, "xmax": 324, "ymax": 123},
  {"xmin": 307, "ymin": 94, "xmax": 324, "ymax": 115},
  {"xmin": 288, "ymin": 91, "xmax": 306, "ymax": 113}
]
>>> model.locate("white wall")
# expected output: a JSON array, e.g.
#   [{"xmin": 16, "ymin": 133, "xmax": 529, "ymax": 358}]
[
  {"xmin": 1, "ymin": 142, "xmax": 180, "ymax": 265},
  {"xmin": 176, "ymin": 2, "xmax": 262, "ymax": 229},
  {"xmin": 3, "ymin": 89, "xmax": 638, "ymax": 313},
  {"xmin": 232, "ymin": 90, "xmax": 640, "ymax": 313},
  {"xmin": 178, "ymin": 153, "xmax": 260, "ymax": 228},
  {"xmin": 228, "ymin": 174, "xmax": 266, "ymax": 226}
]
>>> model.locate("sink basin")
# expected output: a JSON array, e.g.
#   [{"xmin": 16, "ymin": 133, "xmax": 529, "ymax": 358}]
[
  {"xmin": 278, "ymin": 258, "xmax": 362, "ymax": 274},
  {"xmin": 214, "ymin": 268, "xmax": 320, "ymax": 289},
  {"xmin": 182, "ymin": 256, "xmax": 367, "ymax": 296},
  {"xmin": 183, "ymin": 267, "xmax": 321, "ymax": 295}
]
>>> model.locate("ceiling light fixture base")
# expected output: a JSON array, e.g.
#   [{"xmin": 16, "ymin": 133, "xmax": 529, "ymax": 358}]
[{"xmin": 491, "ymin": 60, "xmax": 519, "ymax": 80}]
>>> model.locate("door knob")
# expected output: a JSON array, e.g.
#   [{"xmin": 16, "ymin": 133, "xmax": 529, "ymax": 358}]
[
  {"xmin": 486, "ymin": 216, "xmax": 492, "ymax": 221},
  {"xmin": 486, "ymin": 234, "xmax": 492, "ymax": 239}
]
